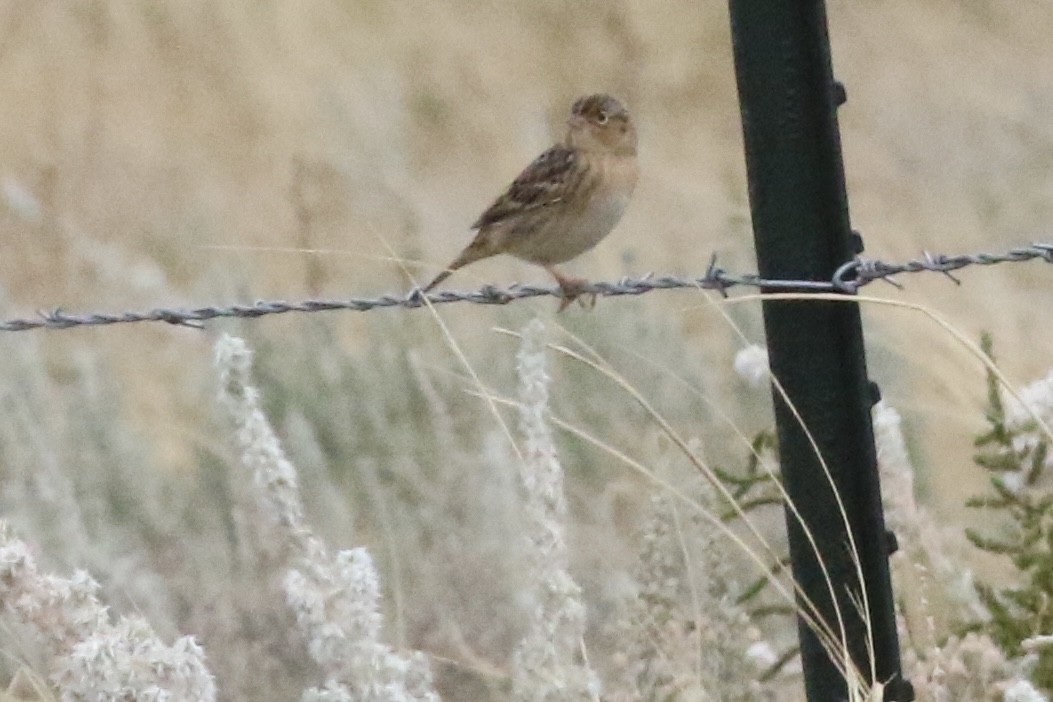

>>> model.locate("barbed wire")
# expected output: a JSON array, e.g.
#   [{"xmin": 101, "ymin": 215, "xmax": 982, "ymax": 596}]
[
  {"xmin": 2, "ymin": 244, "xmax": 1050, "ymax": 333},
  {"xmin": 833, "ymin": 243, "xmax": 1053, "ymax": 290}
]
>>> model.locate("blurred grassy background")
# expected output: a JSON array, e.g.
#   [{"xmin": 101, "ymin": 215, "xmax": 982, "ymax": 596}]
[{"xmin": 0, "ymin": 0, "xmax": 1052, "ymax": 649}]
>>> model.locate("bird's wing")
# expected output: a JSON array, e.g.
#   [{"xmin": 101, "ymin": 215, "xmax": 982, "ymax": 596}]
[{"xmin": 471, "ymin": 145, "xmax": 580, "ymax": 230}]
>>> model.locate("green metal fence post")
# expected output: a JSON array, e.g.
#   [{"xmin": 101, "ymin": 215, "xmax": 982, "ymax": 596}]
[{"xmin": 726, "ymin": 2, "xmax": 911, "ymax": 700}]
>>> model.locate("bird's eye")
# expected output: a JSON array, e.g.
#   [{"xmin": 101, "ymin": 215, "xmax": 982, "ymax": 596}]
[{"xmin": 596, "ymin": 111, "xmax": 609, "ymax": 125}]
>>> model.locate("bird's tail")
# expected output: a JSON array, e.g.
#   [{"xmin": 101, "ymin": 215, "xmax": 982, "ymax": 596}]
[
  {"xmin": 421, "ymin": 237, "xmax": 493, "ymax": 292},
  {"xmin": 421, "ymin": 268, "xmax": 454, "ymax": 293}
]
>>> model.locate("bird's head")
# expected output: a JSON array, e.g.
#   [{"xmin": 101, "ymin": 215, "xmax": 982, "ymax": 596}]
[{"xmin": 565, "ymin": 94, "xmax": 637, "ymax": 156}]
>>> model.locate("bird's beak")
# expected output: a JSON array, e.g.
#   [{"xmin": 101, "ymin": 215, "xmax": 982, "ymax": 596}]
[{"xmin": 567, "ymin": 115, "xmax": 587, "ymax": 130}]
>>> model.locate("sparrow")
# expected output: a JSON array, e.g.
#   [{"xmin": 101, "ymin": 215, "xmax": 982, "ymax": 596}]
[{"xmin": 422, "ymin": 93, "xmax": 639, "ymax": 310}]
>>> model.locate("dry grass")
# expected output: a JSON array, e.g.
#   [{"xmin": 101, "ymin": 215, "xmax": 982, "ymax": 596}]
[
  {"xmin": 1, "ymin": 1, "xmax": 1053, "ymax": 698},
  {"xmin": 2, "ymin": 2, "xmax": 1051, "ymax": 477}
]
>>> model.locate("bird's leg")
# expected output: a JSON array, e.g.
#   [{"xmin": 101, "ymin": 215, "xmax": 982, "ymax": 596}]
[{"xmin": 545, "ymin": 265, "xmax": 595, "ymax": 312}]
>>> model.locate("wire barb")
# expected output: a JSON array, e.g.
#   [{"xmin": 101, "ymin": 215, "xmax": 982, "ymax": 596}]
[{"xmin": 1, "ymin": 243, "xmax": 1050, "ymax": 333}]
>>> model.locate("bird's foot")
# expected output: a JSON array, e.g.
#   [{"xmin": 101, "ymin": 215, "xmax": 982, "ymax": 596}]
[{"xmin": 554, "ymin": 274, "xmax": 596, "ymax": 312}]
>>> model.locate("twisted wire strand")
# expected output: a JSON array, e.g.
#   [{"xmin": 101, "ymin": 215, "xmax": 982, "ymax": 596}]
[
  {"xmin": 2, "ymin": 244, "xmax": 1051, "ymax": 333},
  {"xmin": 832, "ymin": 243, "xmax": 1053, "ymax": 292}
]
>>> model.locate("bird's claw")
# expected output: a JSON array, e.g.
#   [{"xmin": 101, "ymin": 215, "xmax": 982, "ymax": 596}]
[{"xmin": 556, "ymin": 277, "xmax": 595, "ymax": 312}]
